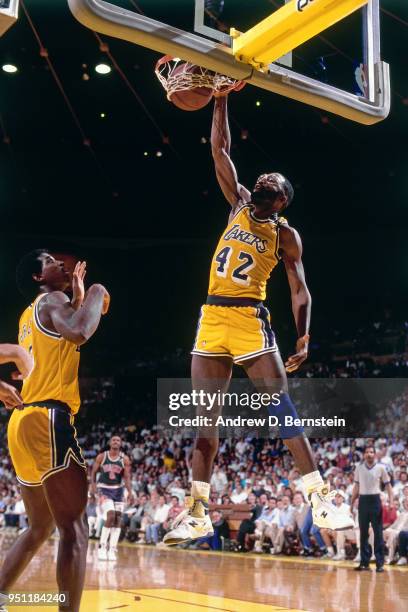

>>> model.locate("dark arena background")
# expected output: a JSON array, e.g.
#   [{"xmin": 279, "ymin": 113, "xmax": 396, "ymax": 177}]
[{"xmin": 0, "ymin": 1, "xmax": 407, "ymax": 611}]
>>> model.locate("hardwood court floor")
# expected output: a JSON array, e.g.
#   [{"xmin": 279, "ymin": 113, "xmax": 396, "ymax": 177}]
[{"xmin": 1, "ymin": 531, "xmax": 407, "ymax": 611}]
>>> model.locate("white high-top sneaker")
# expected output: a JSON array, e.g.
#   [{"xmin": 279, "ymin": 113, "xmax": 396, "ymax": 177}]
[
  {"xmin": 107, "ymin": 547, "xmax": 117, "ymax": 561},
  {"xmin": 309, "ymin": 485, "xmax": 355, "ymax": 531},
  {"xmin": 163, "ymin": 497, "xmax": 213, "ymax": 546},
  {"xmin": 98, "ymin": 545, "xmax": 108, "ymax": 560}
]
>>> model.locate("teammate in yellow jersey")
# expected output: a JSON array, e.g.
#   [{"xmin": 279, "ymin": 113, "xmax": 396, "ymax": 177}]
[
  {"xmin": 164, "ymin": 96, "xmax": 354, "ymax": 546},
  {"xmin": 0, "ymin": 250, "xmax": 109, "ymax": 612}
]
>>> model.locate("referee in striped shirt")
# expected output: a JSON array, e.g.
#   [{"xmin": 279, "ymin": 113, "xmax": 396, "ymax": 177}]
[{"xmin": 351, "ymin": 445, "xmax": 393, "ymax": 572}]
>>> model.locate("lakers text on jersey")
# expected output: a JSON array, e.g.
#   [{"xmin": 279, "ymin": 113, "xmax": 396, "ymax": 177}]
[
  {"xmin": 208, "ymin": 205, "xmax": 285, "ymax": 301},
  {"xmin": 192, "ymin": 205, "xmax": 284, "ymax": 363}
]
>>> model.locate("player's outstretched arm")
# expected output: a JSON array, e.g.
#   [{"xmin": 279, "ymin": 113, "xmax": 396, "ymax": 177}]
[
  {"xmin": 279, "ymin": 225, "xmax": 312, "ymax": 373},
  {"xmin": 211, "ymin": 96, "xmax": 251, "ymax": 212},
  {"xmin": 43, "ymin": 284, "xmax": 110, "ymax": 346},
  {"xmin": 0, "ymin": 343, "xmax": 33, "ymax": 379}
]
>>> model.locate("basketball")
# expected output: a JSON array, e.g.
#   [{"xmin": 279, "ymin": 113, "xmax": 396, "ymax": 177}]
[{"xmin": 169, "ymin": 63, "xmax": 213, "ymax": 111}]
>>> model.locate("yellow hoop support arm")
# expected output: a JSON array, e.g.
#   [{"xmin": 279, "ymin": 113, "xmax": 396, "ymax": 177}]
[{"xmin": 231, "ymin": 0, "xmax": 368, "ymax": 70}]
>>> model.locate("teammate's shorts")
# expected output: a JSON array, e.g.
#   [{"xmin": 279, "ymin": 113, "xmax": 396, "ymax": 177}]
[
  {"xmin": 191, "ymin": 299, "xmax": 278, "ymax": 364},
  {"xmin": 7, "ymin": 401, "xmax": 86, "ymax": 487},
  {"xmin": 98, "ymin": 486, "xmax": 125, "ymax": 516}
]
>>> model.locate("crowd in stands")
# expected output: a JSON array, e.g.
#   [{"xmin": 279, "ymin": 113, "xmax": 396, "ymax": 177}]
[
  {"xmin": 1, "ymin": 415, "xmax": 408, "ymax": 564},
  {"xmin": 1, "ymin": 312, "xmax": 407, "ymax": 564}
]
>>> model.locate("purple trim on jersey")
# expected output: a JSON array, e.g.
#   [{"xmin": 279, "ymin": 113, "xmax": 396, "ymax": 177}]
[{"xmin": 99, "ymin": 486, "xmax": 124, "ymax": 503}]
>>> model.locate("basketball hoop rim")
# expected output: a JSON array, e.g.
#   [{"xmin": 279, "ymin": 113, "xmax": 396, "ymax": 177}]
[{"xmin": 155, "ymin": 55, "xmax": 246, "ymax": 99}]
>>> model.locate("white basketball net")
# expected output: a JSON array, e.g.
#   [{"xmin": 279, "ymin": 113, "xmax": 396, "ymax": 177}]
[{"xmin": 155, "ymin": 56, "xmax": 243, "ymax": 100}]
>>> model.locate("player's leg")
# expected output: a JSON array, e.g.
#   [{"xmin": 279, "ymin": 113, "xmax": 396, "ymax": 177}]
[
  {"xmin": 356, "ymin": 499, "xmax": 370, "ymax": 569},
  {"xmin": 243, "ymin": 352, "xmax": 316, "ymax": 473},
  {"xmin": 107, "ymin": 510, "xmax": 122, "ymax": 561},
  {"xmin": 371, "ymin": 500, "xmax": 385, "ymax": 569},
  {"xmin": 99, "ymin": 505, "xmax": 115, "ymax": 561},
  {"xmin": 244, "ymin": 352, "xmax": 354, "ymax": 531},
  {"xmin": 0, "ymin": 485, "xmax": 55, "ymax": 593},
  {"xmin": 191, "ymin": 354, "xmax": 233, "ymax": 483},
  {"xmin": 163, "ymin": 354, "xmax": 232, "ymax": 545},
  {"xmin": 42, "ymin": 460, "xmax": 88, "ymax": 612}
]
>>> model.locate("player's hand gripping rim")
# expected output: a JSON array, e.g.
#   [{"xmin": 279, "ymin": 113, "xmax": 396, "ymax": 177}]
[{"xmin": 285, "ymin": 335, "xmax": 309, "ymax": 373}]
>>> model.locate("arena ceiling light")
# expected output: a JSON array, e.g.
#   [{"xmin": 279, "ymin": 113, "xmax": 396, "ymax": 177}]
[
  {"xmin": 95, "ymin": 63, "xmax": 111, "ymax": 75},
  {"xmin": 2, "ymin": 63, "xmax": 18, "ymax": 73}
]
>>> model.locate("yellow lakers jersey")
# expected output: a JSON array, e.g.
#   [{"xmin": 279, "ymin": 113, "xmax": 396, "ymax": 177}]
[
  {"xmin": 18, "ymin": 294, "xmax": 81, "ymax": 414},
  {"xmin": 208, "ymin": 205, "xmax": 286, "ymax": 301}
]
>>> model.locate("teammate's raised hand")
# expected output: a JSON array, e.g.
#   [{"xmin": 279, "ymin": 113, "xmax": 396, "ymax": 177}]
[
  {"xmin": 285, "ymin": 335, "xmax": 309, "ymax": 373},
  {"xmin": 72, "ymin": 261, "xmax": 87, "ymax": 310}
]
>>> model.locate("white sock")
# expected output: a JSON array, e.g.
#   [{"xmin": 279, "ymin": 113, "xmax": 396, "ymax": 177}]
[
  {"xmin": 191, "ymin": 481, "xmax": 210, "ymax": 501},
  {"xmin": 328, "ymin": 546, "xmax": 334, "ymax": 554},
  {"xmin": 109, "ymin": 527, "xmax": 121, "ymax": 550},
  {"xmin": 100, "ymin": 526, "xmax": 111, "ymax": 548},
  {"xmin": 301, "ymin": 471, "xmax": 324, "ymax": 495}
]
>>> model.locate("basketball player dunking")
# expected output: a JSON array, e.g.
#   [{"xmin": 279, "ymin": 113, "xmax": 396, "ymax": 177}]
[
  {"xmin": 91, "ymin": 435, "xmax": 134, "ymax": 561},
  {"xmin": 164, "ymin": 96, "xmax": 354, "ymax": 545},
  {"xmin": 0, "ymin": 251, "xmax": 109, "ymax": 612}
]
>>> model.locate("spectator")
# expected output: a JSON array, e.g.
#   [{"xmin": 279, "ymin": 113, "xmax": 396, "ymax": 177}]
[
  {"xmin": 163, "ymin": 496, "xmax": 184, "ymax": 532},
  {"xmin": 124, "ymin": 494, "xmax": 147, "ymax": 540},
  {"xmin": 321, "ymin": 491, "xmax": 352, "ymax": 558},
  {"xmin": 237, "ymin": 493, "xmax": 264, "ymax": 552},
  {"xmin": 269, "ymin": 495, "xmax": 294, "ymax": 555},
  {"xmin": 393, "ymin": 471, "xmax": 408, "ymax": 498},
  {"xmin": 145, "ymin": 495, "xmax": 170, "ymax": 545},
  {"xmin": 137, "ymin": 493, "xmax": 159, "ymax": 543},
  {"xmin": 231, "ymin": 482, "xmax": 248, "ymax": 504},
  {"xmin": 382, "ymin": 495, "xmax": 398, "ymax": 528},
  {"xmin": 196, "ymin": 510, "xmax": 230, "ymax": 551},
  {"xmin": 384, "ymin": 498, "xmax": 408, "ymax": 563},
  {"xmin": 167, "ymin": 477, "xmax": 186, "ymax": 502},
  {"xmin": 293, "ymin": 492, "xmax": 327, "ymax": 558},
  {"xmin": 211, "ymin": 465, "xmax": 228, "ymax": 496},
  {"xmin": 254, "ymin": 497, "xmax": 278, "ymax": 553},
  {"xmin": 396, "ymin": 530, "xmax": 408, "ymax": 565}
]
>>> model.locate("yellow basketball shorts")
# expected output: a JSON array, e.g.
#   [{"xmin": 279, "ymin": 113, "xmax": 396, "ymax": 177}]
[
  {"xmin": 7, "ymin": 402, "xmax": 86, "ymax": 487},
  {"xmin": 191, "ymin": 304, "xmax": 278, "ymax": 364}
]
